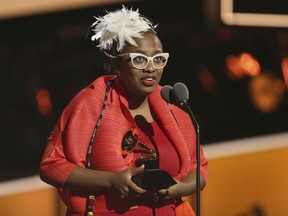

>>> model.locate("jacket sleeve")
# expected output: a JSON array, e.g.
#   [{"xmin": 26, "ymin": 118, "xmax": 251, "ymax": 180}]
[
  {"xmin": 39, "ymin": 82, "xmax": 106, "ymax": 188},
  {"xmin": 39, "ymin": 117, "xmax": 77, "ymax": 188}
]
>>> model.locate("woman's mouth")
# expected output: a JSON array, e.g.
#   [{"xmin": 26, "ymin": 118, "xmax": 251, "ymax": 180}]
[{"xmin": 141, "ymin": 76, "xmax": 156, "ymax": 86}]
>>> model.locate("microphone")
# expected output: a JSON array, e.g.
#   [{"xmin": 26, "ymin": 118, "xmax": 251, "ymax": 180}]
[
  {"xmin": 172, "ymin": 82, "xmax": 189, "ymax": 105},
  {"xmin": 160, "ymin": 85, "xmax": 174, "ymax": 104},
  {"xmin": 160, "ymin": 83, "xmax": 190, "ymax": 109},
  {"xmin": 161, "ymin": 82, "xmax": 201, "ymax": 216}
]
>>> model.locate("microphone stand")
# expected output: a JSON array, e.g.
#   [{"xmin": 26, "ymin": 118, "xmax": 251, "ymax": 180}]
[
  {"xmin": 179, "ymin": 100, "xmax": 201, "ymax": 216},
  {"xmin": 161, "ymin": 84, "xmax": 201, "ymax": 216}
]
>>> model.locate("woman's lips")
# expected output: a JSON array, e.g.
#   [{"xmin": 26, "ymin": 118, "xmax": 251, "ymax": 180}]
[{"xmin": 141, "ymin": 76, "xmax": 156, "ymax": 86}]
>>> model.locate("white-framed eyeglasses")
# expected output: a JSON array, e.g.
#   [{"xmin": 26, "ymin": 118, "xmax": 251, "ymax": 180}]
[
  {"xmin": 119, "ymin": 53, "xmax": 169, "ymax": 70},
  {"xmin": 130, "ymin": 53, "xmax": 169, "ymax": 69}
]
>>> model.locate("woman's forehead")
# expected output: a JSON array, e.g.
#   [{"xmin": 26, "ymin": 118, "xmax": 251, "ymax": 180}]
[{"xmin": 122, "ymin": 33, "xmax": 163, "ymax": 53}]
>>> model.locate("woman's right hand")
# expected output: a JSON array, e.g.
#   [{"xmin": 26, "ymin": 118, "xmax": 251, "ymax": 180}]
[{"xmin": 110, "ymin": 165, "xmax": 147, "ymax": 199}]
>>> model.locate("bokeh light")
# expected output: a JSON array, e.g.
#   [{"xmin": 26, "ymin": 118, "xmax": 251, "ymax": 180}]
[
  {"xmin": 248, "ymin": 72, "xmax": 285, "ymax": 113},
  {"xmin": 226, "ymin": 52, "xmax": 261, "ymax": 80},
  {"xmin": 36, "ymin": 88, "xmax": 52, "ymax": 115},
  {"xmin": 281, "ymin": 57, "xmax": 288, "ymax": 90}
]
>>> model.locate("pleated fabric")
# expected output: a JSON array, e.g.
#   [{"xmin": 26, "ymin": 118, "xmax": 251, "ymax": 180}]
[{"xmin": 39, "ymin": 75, "xmax": 208, "ymax": 215}]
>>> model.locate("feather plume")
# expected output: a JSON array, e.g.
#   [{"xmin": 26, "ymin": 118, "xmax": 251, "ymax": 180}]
[{"xmin": 91, "ymin": 6, "xmax": 156, "ymax": 54}]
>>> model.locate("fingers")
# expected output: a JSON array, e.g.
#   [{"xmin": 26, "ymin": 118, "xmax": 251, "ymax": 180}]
[
  {"xmin": 129, "ymin": 165, "xmax": 146, "ymax": 193},
  {"xmin": 129, "ymin": 176, "xmax": 146, "ymax": 194},
  {"xmin": 114, "ymin": 166, "xmax": 147, "ymax": 199},
  {"xmin": 131, "ymin": 164, "xmax": 145, "ymax": 175},
  {"xmin": 120, "ymin": 192, "xmax": 129, "ymax": 199},
  {"xmin": 132, "ymin": 185, "xmax": 146, "ymax": 194},
  {"xmin": 120, "ymin": 185, "xmax": 146, "ymax": 199},
  {"xmin": 158, "ymin": 188, "xmax": 170, "ymax": 199}
]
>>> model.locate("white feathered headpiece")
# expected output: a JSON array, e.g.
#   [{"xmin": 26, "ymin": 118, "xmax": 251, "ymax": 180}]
[{"xmin": 91, "ymin": 6, "xmax": 156, "ymax": 56}]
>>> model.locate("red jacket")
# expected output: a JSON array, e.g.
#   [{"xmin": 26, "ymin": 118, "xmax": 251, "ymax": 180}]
[{"xmin": 39, "ymin": 75, "xmax": 208, "ymax": 213}]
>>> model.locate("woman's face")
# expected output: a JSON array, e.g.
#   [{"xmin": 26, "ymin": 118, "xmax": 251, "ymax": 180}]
[{"xmin": 116, "ymin": 32, "xmax": 165, "ymax": 97}]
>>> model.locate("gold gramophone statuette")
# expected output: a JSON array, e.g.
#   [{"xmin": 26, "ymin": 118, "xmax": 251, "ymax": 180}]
[
  {"xmin": 121, "ymin": 127, "xmax": 176, "ymax": 190},
  {"xmin": 122, "ymin": 127, "xmax": 158, "ymax": 169}
]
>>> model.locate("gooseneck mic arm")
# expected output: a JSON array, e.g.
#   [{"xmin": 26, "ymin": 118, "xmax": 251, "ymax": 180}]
[{"xmin": 161, "ymin": 83, "xmax": 201, "ymax": 216}]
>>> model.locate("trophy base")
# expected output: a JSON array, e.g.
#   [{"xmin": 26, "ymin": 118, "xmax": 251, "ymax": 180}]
[
  {"xmin": 132, "ymin": 169, "xmax": 177, "ymax": 190},
  {"xmin": 135, "ymin": 157, "xmax": 159, "ymax": 169}
]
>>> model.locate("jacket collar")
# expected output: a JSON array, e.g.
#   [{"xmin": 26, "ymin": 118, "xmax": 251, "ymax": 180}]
[{"xmin": 112, "ymin": 76, "xmax": 190, "ymax": 179}]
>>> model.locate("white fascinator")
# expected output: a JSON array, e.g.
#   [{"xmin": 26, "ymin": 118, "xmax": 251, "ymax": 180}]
[{"xmin": 91, "ymin": 5, "xmax": 156, "ymax": 56}]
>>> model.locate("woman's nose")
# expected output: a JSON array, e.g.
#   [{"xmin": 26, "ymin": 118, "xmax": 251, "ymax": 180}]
[{"xmin": 143, "ymin": 60, "xmax": 156, "ymax": 72}]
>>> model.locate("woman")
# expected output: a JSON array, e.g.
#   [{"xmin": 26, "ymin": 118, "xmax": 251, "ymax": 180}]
[{"xmin": 39, "ymin": 6, "xmax": 208, "ymax": 216}]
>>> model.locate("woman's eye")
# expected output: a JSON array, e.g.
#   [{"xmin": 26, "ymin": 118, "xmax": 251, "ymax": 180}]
[
  {"xmin": 154, "ymin": 56, "xmax": 165, "ymax": 62},
  {"xmin": 134, "ymin": 56, "xmax": 146, "ymax": 62}
]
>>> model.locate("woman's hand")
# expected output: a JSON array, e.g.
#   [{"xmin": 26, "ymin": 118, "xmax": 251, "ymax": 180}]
[
  {"xmin": 157, "ymin": 179, "xmax": 183, "ymax": 200},
  {"xmin": 109, "ymin": 165, "xmax": 147, "ymax": 199},
  {"xmin": 64, "ymin": 165, "xmax": 146, "ymax": 198},
  {"xmin": 157, "ymin": 172, "xmax": 206, "ymax": 200}
]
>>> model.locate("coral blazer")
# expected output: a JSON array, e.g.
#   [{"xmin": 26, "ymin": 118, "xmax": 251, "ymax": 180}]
[{"xmin": 39, "ymin": 75, "xmax": 208, "ymax": 213}]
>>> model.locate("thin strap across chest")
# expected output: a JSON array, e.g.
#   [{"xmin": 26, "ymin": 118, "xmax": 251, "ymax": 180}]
[{"xmin": 85, "ymin": 76, "xmax": 115, "ymax": 216}]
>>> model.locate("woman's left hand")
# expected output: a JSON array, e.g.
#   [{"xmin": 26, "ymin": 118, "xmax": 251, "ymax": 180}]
[
  {"xmin": 156, "ymin": 172, "xmax": 206, "ymax": 200},
  {"xmin": 157, "ymin": 179, "xmax": 183, "ymax": 200}
]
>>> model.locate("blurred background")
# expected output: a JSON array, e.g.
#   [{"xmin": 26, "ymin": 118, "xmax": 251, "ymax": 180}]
[{"xmin": 0, "ymin": 0, "xmax": 287, "ymax": 215}]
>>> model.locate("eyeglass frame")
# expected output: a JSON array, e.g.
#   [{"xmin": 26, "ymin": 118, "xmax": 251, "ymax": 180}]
[{"xmin": 117, "ymin": 52, "xmax": 169, "ymax": 70}]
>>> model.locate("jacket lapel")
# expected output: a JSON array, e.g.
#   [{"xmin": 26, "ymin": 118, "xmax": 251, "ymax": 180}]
[{"xmin": 149, "ymin": 87, "xmax": 191, "ymax": 180}]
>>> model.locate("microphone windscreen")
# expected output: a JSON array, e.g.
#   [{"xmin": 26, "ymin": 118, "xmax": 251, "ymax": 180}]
[
  {"xmin": 173, "ymin": 82, "xmax": 189, "ymax": 102},
  {"xmin": 160, "ymin": 85, "xmax": 173, "ymax": 103}
]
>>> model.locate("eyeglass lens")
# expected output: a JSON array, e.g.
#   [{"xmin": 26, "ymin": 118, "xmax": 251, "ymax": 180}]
[{"xmin": 130, "ymin": 54, "xmax": 168, "ymax": 69}]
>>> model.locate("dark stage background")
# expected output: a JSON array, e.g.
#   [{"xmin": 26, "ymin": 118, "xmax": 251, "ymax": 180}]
[{"xmin": 0, "ymin": 0, "xmax": 287, "ymax": 181}]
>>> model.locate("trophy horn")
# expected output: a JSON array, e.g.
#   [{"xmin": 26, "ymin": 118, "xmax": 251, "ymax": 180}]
[{"xmin": 122, "ymin": 127, "xmax": 156, "ymax": 157}]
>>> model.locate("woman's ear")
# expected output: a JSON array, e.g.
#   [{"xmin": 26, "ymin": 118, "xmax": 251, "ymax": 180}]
[{"xmin": 109, "ymin": 57, "xmax": 118, "ymax": 75}]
